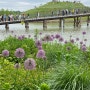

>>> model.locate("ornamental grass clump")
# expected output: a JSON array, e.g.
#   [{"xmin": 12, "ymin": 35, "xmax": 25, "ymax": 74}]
[
  {"xmin": 2, "ymin": 49, "xmax": 9, "ymax": 57},
  {"xmin": 50, "ymin": 63, "xmax": 90, "ymax": 90}
]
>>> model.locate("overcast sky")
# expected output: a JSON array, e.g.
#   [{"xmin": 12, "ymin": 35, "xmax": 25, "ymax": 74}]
[{"xmin": 0, "ymin": 0, "xmax": 90, "ymax": 11}]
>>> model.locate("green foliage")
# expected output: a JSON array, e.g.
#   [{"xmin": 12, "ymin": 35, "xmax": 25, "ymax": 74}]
[
  {"xmin": 1, "ymin": 35, "xmax": 90, "ymax": 90},
  {"xmin": 25, "ymin": 1, "xmax": 90, "ymax": 18},
  {"xmin": 0, "ymin": 58, "xmax": 44, "ymax": 90},
  {"xmin": 0, "ymin": 9, "xmax": 20, "ymax": 15},
  {"xmin": 48, "ymin": 62, "xmax": 90, "ymax": 90},
  {"xmin": 0, "ymin": 36, "xmax": 37, "ymax": 62},
  {"xmin": 39, "ymin": 83, "xmax": 50, "ymax": 90}
]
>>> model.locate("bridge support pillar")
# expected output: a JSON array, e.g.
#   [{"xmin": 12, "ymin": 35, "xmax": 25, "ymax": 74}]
[
  {"xmin": 43, "ymin": 20, "xmax": 47, "ymax": 30},
  {"xmin": 87, "ymin": 16, "xmax": 89, "ymax": 26},
  {"xmin": 74, "ymin": 17, "xmax": 76, "ymax": 27},
  {"xmin": 76, "ymin": 17, "xmax": 79, "ymax": 27},
  {"xmin": 74, "ymin": 17, "xmax": 81, "ymax": 27},
  {"xmin": 59, "ymin": 19, "xmax": 61, "ymax": 29},
  {"xmin": 25, "ymin": 22, "xmax": 29, "ymax": 31},
  {"xmin": 5, "ymin": 24, "xmax": 9, "ymax": 32},
  {"xmin": 61, "ymin": 18, "xmax": 64, "ymax": 34}
]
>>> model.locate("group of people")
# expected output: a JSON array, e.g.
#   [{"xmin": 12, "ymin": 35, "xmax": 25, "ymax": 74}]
[{"xmin": 0, "ymin": 14, "xmax": 30, "ymax": 22}]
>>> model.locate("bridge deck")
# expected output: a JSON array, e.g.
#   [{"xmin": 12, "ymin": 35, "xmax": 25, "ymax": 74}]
[{"xmin": 0, "ymin": 13, "xmax": 90, "ymax": 25}]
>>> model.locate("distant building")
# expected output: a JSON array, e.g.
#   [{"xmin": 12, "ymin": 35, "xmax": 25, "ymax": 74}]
[{"xmin": 52, "ymin": 0, "xmax": 58, "ymax": 2}]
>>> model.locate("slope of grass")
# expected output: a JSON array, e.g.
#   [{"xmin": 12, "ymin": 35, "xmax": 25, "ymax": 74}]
[{"xmin": 25, "ymin": 1, "xmax": 90, "ymax": 17}]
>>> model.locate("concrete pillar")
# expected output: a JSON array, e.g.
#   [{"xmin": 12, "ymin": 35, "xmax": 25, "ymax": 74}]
[
  {"xmin": 25, "ymin": 22, "xmax": 29, "ymax": 31},
  {"xmin": 76, "ymin": 17, "xmax": 79, "ymax": 27},
  {"xmin": 5, "ymin": 24, "xmax": 9, "ymax": 32},
  {"xmin": 74, "ymin": 17, "xmax": 76, "ymax": 27},
  {"xmin": 61, "ymin": 18, "xmax": 64, "ymax": 34},
  {"xmin": 74, "ymin": 17, "xmax": 81, "ymax": 27},
  {"xmin": 59, "ymin": 19, "xmax": 61, "ymax": 29},
  {"xmin": 87, "ymin": 16, "xmax": 89, "ymax": 26},
  {"xmin": 43, "ymin": 20, "xmax": 47, "ymax": 30},
  {"xmin": 79, "ymin": 16, "xmax": 81, "ymax": 27}
]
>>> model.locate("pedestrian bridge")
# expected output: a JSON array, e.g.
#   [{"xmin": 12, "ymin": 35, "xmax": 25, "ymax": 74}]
[{"xmin": 0, "ymin": 13, "xmax": 90, "ymax": 31}]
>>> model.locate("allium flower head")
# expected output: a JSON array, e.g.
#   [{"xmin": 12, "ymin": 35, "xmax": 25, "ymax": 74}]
[
  {"xmin": 2, "ymin": 50, "xmax": 9, "ymax": 57},
  {"xmin": 59, "ymin": 37, "xmax": 64, "ymax": 42},
  {"xmin": 76, "ymin": 38, "xmax": 79, "ymax": 41},
  {"xmin": 15, "ymin": 48, "xmax": 25, "ymax": 58},
  {"xmin": 18, "ymin": 36, "xmax": 23, "ymax": 40},
  {"xmin": 38, "ymin": 46, "xmax": 42, "ymax": 50},
  {"xmin": 81, "ymin": 45, "xmax": 86, "ymax": 51},
  {"xmin": 70, "ymin": 39, "xmax": 74, "ymax": 43},
  {"xmin": 24, "ymin": 58, "xmax": 36, "ymax": 70},
  {"xmin": 82, "ymin": 31, "xmax": 86, "ymax": 35},
  {"xmin": 11, "ymin": 30, "xmax": 14, "ymax": 33},
  {"xmin": 28, "ymin": 35, "xmax": 31, "ymax": 38},
  {"xmin": 35, "ymin": 40, "xmax": 42, "ymax": 47},
  {"xmin": 64, "ymin": 40, "xmax": 68, "ymax": 44},
  {"xmin": 14, "ymin": 63, "xmax": 20, "ymax": 69},
  {"xmin": 80, "ymin": 41, "xmax": 83, "ymax": 45},
  {"xmin": 42, "ymin": 56, "xmax": 47, "ymax": 60},
  {"xmin": 55, "ymin": 34, "xmax": 60, "ymax": 39},
  {"xmin": 44, "ymin": 35, "xmax": 52, "ymax": 41},
  {"xmin": 36, "ymin": 49, "xmax": 45, "ymax": 58},
  {"xmin": 39, "ymin": 32, "xmax": 42, "ymax": 35},
  {"xmin": 22, "ymin": 35, "xmax": 25, "ymax": 39},
  {"xmin": 84, "ymin": 39, "xmax": 87, "ymax": 41}
]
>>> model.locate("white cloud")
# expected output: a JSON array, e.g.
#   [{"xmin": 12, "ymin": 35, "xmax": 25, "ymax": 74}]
[
  {"xmin": 0, "ymin": 1, "xmax": 7, "ymax": 4},
  {"xmin": 17, "ymin": 1, "xmax": 31, "ymax": 6}
]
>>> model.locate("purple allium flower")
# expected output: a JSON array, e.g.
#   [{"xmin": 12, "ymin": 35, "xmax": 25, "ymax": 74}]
[
  {"xmin": 51, "ymin": 35, "xmax": 55, "ymax": 39},
  {"xmin": 18, "ymin": 36, "xmax": 23, "ymax": 40},
  {"xmin": 80, "ymin": 41, "xmax": 83, "ymax": 45},
  {"xmin": 55, "ymin": 34, "xmax": 60, "ymax": 39},
  {"xmin": 14, "ymin": 35, "xmax": 17, "ymax": 38},
  {"xmin": 70, "ymin": 39, "xmax": 74, "ymax": 43},
  {"xmin": 11, "ymin": 30, "xmax": 14, "ymax": 33},
  {"xmin": 81, "ymin": 45, "xmax": 86, "ymax": 51},
  {"xmin": 38, "ymin": 46, "xmax": 42, "ymax": 50},
  {"xmin": 50, "ymin": 36, "xmax": 53, "ymax": 41},
  {"xmin": 44, "ymin": 35, "xmax": 52, "ymax": 41},
  {"xmin": 35, "ymin": 40, "xmax": 42, "ymax": 47},
  {"xmin": 28, "ymin": 35, "xmax": 31, "ymax": 38},
  {"xmin": 76, "ymin": 38, "xmax": 79, "ymax": 41},
  {"xmin": 2, "ymin": 50, "xmax": 9, "ymax": 57},
  {"xmin": 42, "ymin": 56, "xmax": 47, "ymax": 60},
  {"xmin": 36, "ymin": 49, "xmax": 45, "ymax": 58},
  {"xmin": 82, "ymin": 44, "xmax": 86, "ymax": 46},
  {"xmin": 22, "ymin": 35, "xmax": 25, "ymax": 39},
  {"xmin": 39, "ymin": 32, "xmax": 42, "ymax": 35},
  {"xmin": 24, "ymin": 58, "xmax": 36, "ymax": 70},
  {"xmin": 64, "ymin": 40, "xmax": 68, "ymax": 44},
  {"xmin": 15, "ymin": 48, "xmax": 25, "ymax": 58},
  {"xmin": 59, "ymin": 37, "xmax": 64, "ymax": 42},
  {"xmin": 82, "ymin": 31, "xmax": 86, "ymax": 35},
  {"xmin": 84, "ymin": 39, "xmax": 87, "ymax": 41},
  {"xmin": 14, "ymin": 63, "xmax": 20, "ymax": 69}
]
